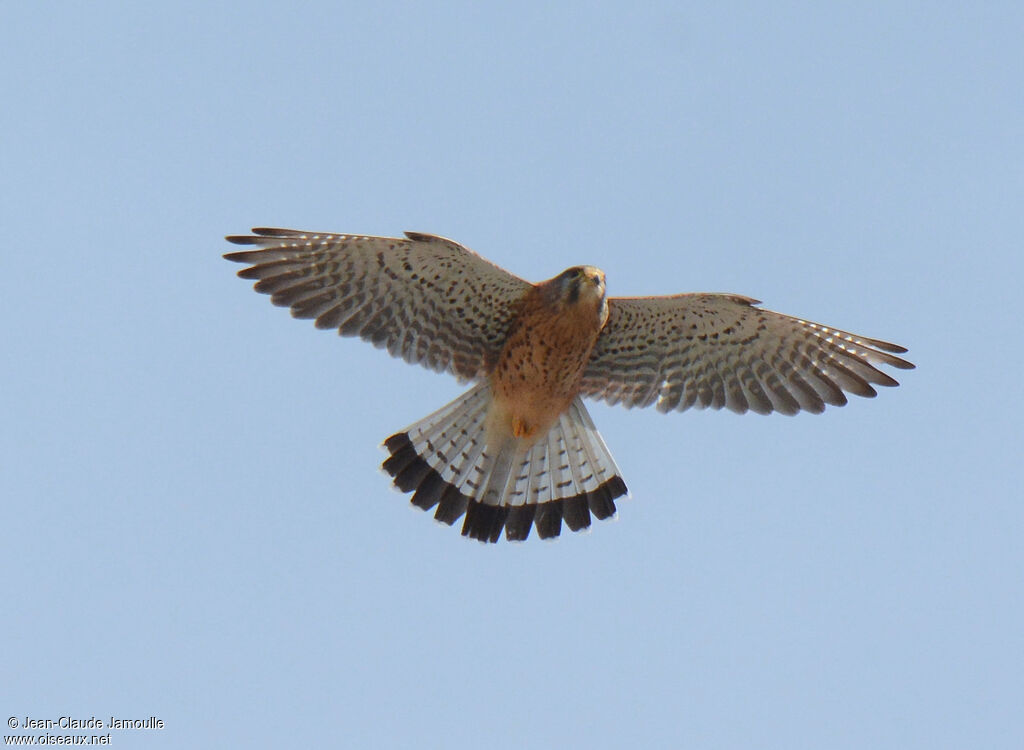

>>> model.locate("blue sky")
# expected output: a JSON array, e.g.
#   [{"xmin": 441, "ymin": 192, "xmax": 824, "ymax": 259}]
[{"xmin": 4, "ymin": 2, "xmax": 1022, "ymax": 748}]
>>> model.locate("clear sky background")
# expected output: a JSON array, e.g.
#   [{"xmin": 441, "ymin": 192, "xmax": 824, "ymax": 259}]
[{"xmin": 4, "ymin": 2, "xmax": 1022, "ymax": 748}]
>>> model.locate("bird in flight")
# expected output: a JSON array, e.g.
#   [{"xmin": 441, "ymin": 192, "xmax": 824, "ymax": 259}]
[{"xmin": 225, "ymin": 228, "xmax": 913, "ymax": 543}]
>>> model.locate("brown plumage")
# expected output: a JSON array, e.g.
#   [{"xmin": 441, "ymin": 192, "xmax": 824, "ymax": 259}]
[{"xmin": 225, "ymin": 228, "xmax": 913, "ymax": 543}]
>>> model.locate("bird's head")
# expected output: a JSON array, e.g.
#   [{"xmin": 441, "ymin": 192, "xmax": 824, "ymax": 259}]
[{"xmin": 548, "ymin": 265, "xmax": 608, "ymax": 324}]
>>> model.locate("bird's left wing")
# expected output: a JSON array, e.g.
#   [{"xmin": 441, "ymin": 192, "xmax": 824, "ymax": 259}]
[
  {"xmin": 580, "ymin": 294, "xmax": 914, "ymax": 415},
  {"xmin": 224, "ymin": 228, "xmax": 531, "ymax": 381}
]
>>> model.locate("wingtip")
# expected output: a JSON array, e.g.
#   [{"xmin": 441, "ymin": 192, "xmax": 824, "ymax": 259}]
[
  {"xmin": 403, "ymin": 231, "xmax": 434, "ymax": 242},
  {"xmin": 872, "ymin": 339, "xmax": 910, "ymax": 355},
  {"xmin": 250, "ymin": 227, "xmax": 299, "ymax": 236},
  {"xmin": 874, "ymin": 342, "xmax": 914, "ymax": 369},
  {"xmin": 225, "ymin": 228, "xmax": 309, "ymax": 244}
]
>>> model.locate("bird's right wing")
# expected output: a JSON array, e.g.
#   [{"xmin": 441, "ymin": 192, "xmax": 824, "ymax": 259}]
[
  {"xmin": 580, "ymin": 293, "xmax": 914, "ymax": 415},
  {"xmin": 225, "ymin": 228, "xmax": 532, "ymax": 381}
]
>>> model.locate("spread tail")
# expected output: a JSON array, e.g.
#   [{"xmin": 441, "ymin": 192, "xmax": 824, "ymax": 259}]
[{"xmin": 382, "ymin": 383, "xmax": 628, "ymax": 543}]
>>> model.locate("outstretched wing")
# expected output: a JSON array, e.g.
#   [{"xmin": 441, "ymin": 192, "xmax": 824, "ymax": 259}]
[
  {"xmin": 224, "ymin": 228, "xmax": 531, "ymax": 381},
  {"xmin": 580, "ymin": 294, "xmax": 914, "ymax": 415}
]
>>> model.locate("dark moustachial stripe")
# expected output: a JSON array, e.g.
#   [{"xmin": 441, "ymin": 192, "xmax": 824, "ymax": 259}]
[{"xmin": 382, "ymin": 431, "xmax": 628, "ymax": 543}]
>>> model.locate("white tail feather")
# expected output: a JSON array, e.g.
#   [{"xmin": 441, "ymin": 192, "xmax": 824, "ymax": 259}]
[{"xmin": 382, "ymin": 383, "xmax": 628, "ymax": 542}]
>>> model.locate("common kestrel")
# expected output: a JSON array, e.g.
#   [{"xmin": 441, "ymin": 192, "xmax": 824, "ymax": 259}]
[{"xmin": 225, "ymin": 228, "xmax": 913, "ymax": 543}]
